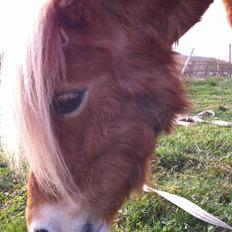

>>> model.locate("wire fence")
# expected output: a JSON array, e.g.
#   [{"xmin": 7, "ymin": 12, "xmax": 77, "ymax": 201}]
[
  {"xmin": 1, "ymin": 52, "xmax": 232, "ymax": 78},
  {"xmin": 183, "ymin": 63, "xmax": 232, "ymax": 77},
  {"xmin": 178, "ymin": 55, "xmax": 232, "ymax": 78}
]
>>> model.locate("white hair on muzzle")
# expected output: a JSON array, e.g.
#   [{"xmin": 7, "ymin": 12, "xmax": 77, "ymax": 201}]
[{"xmin": 0, "ymin": 0, "xmax": 78, "ymax": 202}]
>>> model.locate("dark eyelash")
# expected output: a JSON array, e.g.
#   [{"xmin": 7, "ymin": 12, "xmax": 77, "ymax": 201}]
[{"xmin": 53, "ymin": 89, "xmax": 86, "ymax": 116}]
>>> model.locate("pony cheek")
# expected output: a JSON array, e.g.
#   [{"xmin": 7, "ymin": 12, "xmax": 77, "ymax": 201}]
[{"xmin": 85, "ymin": 127, "xmax": 156, "ymax": 220}]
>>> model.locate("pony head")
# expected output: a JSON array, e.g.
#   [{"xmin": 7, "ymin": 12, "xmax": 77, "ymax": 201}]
[{"xmin": 1, "ymin": 0, "xmax": 222, "ymax": 231}]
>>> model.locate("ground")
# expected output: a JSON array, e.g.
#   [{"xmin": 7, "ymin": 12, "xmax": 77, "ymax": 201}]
[{"xmin": 0, "ymin": 77, "xmax": 232, "ymax": 232}]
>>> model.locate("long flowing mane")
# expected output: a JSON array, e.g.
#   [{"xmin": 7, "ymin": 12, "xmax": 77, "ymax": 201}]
[{"xmin": 0, "ymin": 0, "xmax": 77, "ymax": 200}]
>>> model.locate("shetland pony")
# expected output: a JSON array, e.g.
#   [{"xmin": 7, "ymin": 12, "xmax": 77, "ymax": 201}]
[{"xmin": 0, "ymin": 0, "xmax": 231, "ymax": 231}]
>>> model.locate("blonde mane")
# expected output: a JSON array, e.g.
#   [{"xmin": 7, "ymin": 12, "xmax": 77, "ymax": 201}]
[{"xmin": 0, "ymin": 0, "xmax": 77, "ymax": 201}]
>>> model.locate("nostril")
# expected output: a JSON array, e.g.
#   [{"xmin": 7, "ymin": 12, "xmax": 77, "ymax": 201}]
[
  {"xmin": 82, "ymin": 223, "xmax": 93, "ymax": 232},
  {"xmin": 34, "ymin": 230, "xmax": 49, "ymax": 232}
]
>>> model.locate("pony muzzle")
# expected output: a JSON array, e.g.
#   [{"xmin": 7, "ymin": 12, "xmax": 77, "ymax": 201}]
[{"xmin": 28, "ymin": 201, "xmax": 109, "ymax": 232}]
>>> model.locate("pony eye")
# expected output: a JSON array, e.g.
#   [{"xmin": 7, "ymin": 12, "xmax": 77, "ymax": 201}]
[{"xmin": 53, "ymin": 89, "xmax": 86, "ymax": 117}]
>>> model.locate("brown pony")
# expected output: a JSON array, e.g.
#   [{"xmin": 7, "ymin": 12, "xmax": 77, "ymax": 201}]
[{"xmin": 0, "ymin": 0, "xmax": 231, "ymax": 231}]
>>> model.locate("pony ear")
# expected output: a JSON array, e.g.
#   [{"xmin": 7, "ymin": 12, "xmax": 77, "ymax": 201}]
[
  {"xmin": 223, "ymin": 0, "xmax": 232, "ymax": 27},
  {"xmin": 55, "ymin": 0, "xmax": 100, "ymax": 28},
  {"xmin": 163, "ymin": 0, "xmax": 213, "ymax": 46}
]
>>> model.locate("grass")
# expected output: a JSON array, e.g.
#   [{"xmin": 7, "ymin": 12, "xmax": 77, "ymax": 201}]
[
  {"xmin": 114, "ymin": 77, "xmax": 232, "ymax": 232},
  {"xmin": 0, "ymin": 77, "xmax": 232, "ymax": 231},
  {"xmin": 0, "ymin": 155, "xmax": 27, "ymax": 232}
]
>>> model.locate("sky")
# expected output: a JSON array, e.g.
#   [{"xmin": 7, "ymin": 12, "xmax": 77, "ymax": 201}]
[
  {"xmin": 174, "ymin": 0, "xmax": 232, "ymax": 61},
  {"xmin": 0, "ymin": 1, "xmax": 46, "ymax": 55},
  {"xmin": 0, "ymin": 0, "xmax": 231, "ymax": 61}
]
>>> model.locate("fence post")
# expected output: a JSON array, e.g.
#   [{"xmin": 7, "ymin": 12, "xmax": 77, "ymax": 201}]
[
  {"xmin": 204, "ymin": 64, "xmax": 209, "ymax": 77},
  {"xmin": 229, "ymin": 44, "xmax": 231, "ymax": 63},
  {"xmin": 181, "ymin": 48, "xmax": 194, "ymax": 75}
]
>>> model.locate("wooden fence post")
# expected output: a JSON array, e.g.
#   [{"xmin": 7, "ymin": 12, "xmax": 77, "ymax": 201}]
[
  {"xmin": 204, "ymin": 64, "xmax": 209, "ymax": 77},
  {"xmin": 229, "ymin": 44, "xmax": 231, "ymax": 63},
  {"xmin": 181, "ymin": 48, "xmax": 194, "ymax": 75}
]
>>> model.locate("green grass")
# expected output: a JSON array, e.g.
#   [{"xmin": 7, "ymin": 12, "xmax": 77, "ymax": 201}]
[
  {"xmin": 114, "ymin": 77, "xmax": 232, "ymax": 232},
  {"xmin": 1, "ymin": 77, "xmax": 232, "ymax": 231},
  {"xmin": 0, "ymin": 155, "xmax": 27, "ymax": 232}
]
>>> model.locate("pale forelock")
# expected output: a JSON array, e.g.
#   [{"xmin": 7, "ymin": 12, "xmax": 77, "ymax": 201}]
[{"xmin": 0, "ymin": 0, "xmax": 78, "ymax": 201}]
